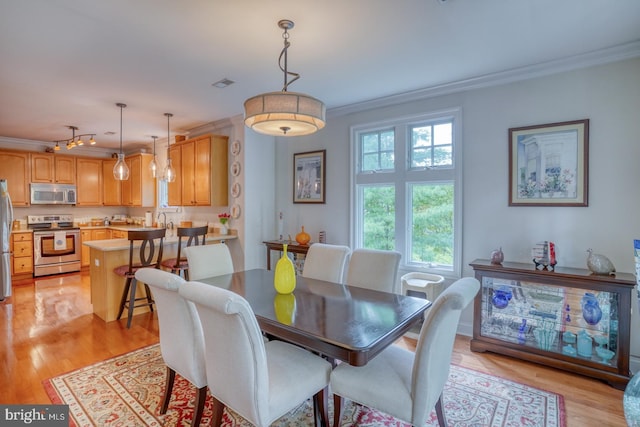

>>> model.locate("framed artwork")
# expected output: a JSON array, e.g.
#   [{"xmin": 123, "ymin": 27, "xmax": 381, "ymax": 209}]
[
  {"xmin": 509, "ymin": 119, "xmax": 589, "ymax": 207},
  {"xmin": 293, "ymin": 150, "xmax": 326, "ymax": 203}
]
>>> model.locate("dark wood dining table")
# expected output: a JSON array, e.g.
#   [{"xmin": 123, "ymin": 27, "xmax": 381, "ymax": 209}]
[{"xmin": 197, "ymin": 268, "xmax": 431, "ymax": 366}]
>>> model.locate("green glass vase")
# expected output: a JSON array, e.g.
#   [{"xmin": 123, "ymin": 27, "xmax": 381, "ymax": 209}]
[{"xmin": 274, "ymin": 244, "xmax": 296, "ymax": 294}]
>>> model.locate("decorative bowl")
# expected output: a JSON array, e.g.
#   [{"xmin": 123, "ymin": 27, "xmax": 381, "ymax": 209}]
[
  {"xmin": 594, "ymin": 335, "xmax": 608, "ymax": 347},
  {"xmin": 595, "ymin": 347, "xmax": 615, "ymax": 363}
]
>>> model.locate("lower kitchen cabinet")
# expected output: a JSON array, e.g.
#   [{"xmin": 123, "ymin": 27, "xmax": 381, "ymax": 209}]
[
  {"xmin": 11, "ymin": 231, "xmax": 33, "ymax": 279},
  {"xmin": 81, "ymin": 228, "xmax": 109, "ymax": 267}
]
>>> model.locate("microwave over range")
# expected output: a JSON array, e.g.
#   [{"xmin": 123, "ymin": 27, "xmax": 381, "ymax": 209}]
[{"xmin": 30, "ymin": 183, "xmax": 77, "ymax": 205}]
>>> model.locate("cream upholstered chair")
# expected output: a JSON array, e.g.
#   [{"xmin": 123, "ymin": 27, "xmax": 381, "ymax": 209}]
[
  {"xmin": 183, "ymin": 243, "xmax": 233, "ymax": 280},
  {"xmin": 302, "ymin": 243, "xmax": 351, "ymax": 284},
  {"xmin": 330, "ymin": 277, "xmax": 480, "ymax": 427},
  {"xmin": 346, "ymin": 248, "xmax": 401, "ymax": 293},
  {"xmin": 134, "ymin": 268, "xmax": 207, "ymax": 427},
  {"xmin": 179, "ymin": 280, "xmax": 332, "ymax": 427}
]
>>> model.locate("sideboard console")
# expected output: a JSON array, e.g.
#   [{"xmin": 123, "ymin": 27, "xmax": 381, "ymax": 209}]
[{"xmin": 469, "ymin": 259, "xmax": 635, "ymax": 389}]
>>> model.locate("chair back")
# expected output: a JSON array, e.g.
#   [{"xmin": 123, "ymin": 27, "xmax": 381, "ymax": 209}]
[
  {"xmin": 172, "ymin": 225, "xmax": 208, "ymax": 268},
  {"xmin": 411, "ymin": 277, "xmax": 480, "ymax": 425},
  {"xmin": 134, "ymin": 267, "xmax": 206, "ymax": 387},
  {"xmin": 127, "ymin": 228, "xmax": 166, "ymax": 274},
  {"xmin": 346, "ymin": 248, "xmax": 401, "ymax": 293},
  {"xmin": 302, "ymin": 243, "xmax": 351, "ymax": 284},
  {"xmin": 183, "ymin": 243, "xmax": 233, "ymax": 280},
  {"xmin": 179, "ymin": 280, "xmax": 269, "ymax": 426}
]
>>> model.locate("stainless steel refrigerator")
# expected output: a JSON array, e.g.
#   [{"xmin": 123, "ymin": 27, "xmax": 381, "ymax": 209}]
[{"xmin": 0, "ymin": 179, "xmax": 14, "ymax": 300}]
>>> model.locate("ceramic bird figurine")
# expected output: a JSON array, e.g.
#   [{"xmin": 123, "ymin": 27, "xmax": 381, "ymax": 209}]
[
  {"xmin": 490, "ymin": 247, "xmax": 504, "ymax": 265},
  {"xmin": 586, "ymin": 249, "xmax": 616, "ymax": 275}
]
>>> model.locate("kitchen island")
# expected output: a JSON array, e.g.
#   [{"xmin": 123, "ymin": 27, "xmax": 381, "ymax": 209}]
[{"xmin": 84, "ymin": 231, "xmax": 236, "ymax": 322}]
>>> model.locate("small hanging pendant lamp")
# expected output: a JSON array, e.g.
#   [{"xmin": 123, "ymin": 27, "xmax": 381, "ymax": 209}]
[{"xmin": 113, "ymin": 103, "xmax": 130, "ymax": 181}]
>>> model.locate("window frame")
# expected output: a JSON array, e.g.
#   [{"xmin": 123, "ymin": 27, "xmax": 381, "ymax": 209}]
[{"xmin": 350, "ymin": 108, "xmax": 463, "ymax": 278}]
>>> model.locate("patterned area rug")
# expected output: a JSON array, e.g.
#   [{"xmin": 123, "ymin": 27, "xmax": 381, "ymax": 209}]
[{"xmin": 44, "ymin": 344, "xmax": 565, "ymax": 427}]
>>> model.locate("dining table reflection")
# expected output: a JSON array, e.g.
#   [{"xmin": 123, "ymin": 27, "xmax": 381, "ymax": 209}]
[{"xmin": 197, "ymin": 269, "xmax": 431, "ymax": 366}]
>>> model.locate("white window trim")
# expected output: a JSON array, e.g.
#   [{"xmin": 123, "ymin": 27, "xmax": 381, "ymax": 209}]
[{"xmin": 349, "ymin": 107, "xmax": 463, "ymax": 279}]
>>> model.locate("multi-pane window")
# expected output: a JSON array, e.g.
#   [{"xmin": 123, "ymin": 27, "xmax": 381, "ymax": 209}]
[{"xmin": 351, "ymin": 109, "xmax": 462, "ymax": 276}]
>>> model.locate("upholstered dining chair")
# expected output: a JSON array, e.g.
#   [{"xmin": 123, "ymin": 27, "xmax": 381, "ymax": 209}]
[
  {"xmin": 330, "ymin": 277, "xmax": 480, "ymax": 427},
  {"xmin": 114, "ymin": 228, "xmax": 165, "ymax": 328},
  {"xmin": 183, "ymin": 243, "xmax": 233, "ymax": 280},
  {"xmin": 302, "ymin": 243, "xmax": 351, "ymax": 284},
  {"xmin": 345, "ymin": 248, "xmax": 402, "ymax": 293},
  {"xmin": 133, "ymin": 268, "xmax": 207, "ymax": 427},
  {"xmin": 179, "ymin": 280, "xmax": 333, "ymax": 427},
  {"xmin": 160, "ymin": 225, "xmax": 208, "ymax": 280}
]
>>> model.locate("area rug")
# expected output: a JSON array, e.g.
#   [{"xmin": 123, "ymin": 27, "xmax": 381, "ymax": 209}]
[{"xmin": 44, "ymin": 344, "xmax": 565, "ymax": 427}]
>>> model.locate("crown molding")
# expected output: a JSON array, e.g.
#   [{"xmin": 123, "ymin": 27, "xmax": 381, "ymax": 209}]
[{"xmin": 327, "ymin": 40, "xmax": 640, "ymax": 118}]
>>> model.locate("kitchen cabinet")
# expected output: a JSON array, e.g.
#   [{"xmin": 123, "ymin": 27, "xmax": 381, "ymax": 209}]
[
  {"xmin": 120, "ymin": 153, "xmax": 155, "ymax": 207},
  {"xmin": 102, "ymin": 159, "xmax": 122, "ymax": 206},
  {"xmin": 81, "ymin": 228, "xmax": 109, "ymax": 267},
  {"xmin": 10, "ymin": 231, "xmax": 33, "ymax": 279},
  {"xmin": 469, "ymin": 259, "xmax": 634, "ymax": 389},
  {"xmin": 110, "ymin": 229, "xmax": 127, "ymax": 239},
  {"xmin": 31, "ymin": 153, "xmax": 76, "ymax": 184},
  {"xmin": 167, "ymin": 134, "xmax": 228, "ymax": 206},
  {"xmin": 0, "ymin": 149, "xmax": 30, "ymax": 206},
  {"xmin": 76, "ymin": 157, "xmax": 103, "ymax": 206}
]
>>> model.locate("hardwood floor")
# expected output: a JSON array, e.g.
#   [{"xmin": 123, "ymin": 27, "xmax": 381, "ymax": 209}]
[{"xmin": 0, "ymin": 272, "xmax": 627, "ymax": 426}]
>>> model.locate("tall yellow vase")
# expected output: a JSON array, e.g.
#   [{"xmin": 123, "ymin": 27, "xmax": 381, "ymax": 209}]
[{"xmin": 274, "ymin": 244, "xmax": 296, "ymax": 294}]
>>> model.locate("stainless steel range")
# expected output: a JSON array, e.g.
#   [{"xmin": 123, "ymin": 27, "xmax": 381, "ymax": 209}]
[{"xmin": 28, "ymin": 214, "xmax": 81, "ymax": 277}]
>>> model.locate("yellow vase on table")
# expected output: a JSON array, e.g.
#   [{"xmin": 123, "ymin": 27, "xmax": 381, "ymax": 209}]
[{"xmin": 274, "ymin": 244, "xmax": 296, "ymax": 294}]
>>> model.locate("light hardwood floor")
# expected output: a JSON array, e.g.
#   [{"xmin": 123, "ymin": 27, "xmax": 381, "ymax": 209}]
[{"xmin": 0, "ymin": 272, "xmax": 627, "ymax": 426}]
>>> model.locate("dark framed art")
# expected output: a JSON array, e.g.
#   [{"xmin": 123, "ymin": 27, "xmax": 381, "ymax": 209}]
[
  {"xmin": 293, "ymin": 150, "xmax": 326, "ymax": 204},
  {"xmin": 509, "ymin": 119, "xmax": 589, "ymax": 207}
]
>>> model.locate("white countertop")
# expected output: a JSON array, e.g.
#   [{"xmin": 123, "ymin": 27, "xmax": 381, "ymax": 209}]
[{"xmin": 83, "ymin": 233, "xmax": 236, "ymax": 251}]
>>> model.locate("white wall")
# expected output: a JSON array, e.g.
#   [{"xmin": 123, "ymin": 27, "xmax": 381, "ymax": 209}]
[{"xmin": 270, "ymin": 57, "xmax": 640, "ymax": 360}]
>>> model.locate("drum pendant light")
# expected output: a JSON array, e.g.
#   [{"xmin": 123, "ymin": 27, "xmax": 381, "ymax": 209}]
[
  {"xmin": 163, "ymin": 113, "xmax": 176, "ymax": 183},
  {"xmin": 113, "ymin": 103, "xmax": 130, "ymax": 181},
  {"xmin": 243, "ymin": 19, "xmax": 325, "ymax": 137}
]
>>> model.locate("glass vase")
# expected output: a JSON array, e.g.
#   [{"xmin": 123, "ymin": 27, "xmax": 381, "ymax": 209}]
[
  {"xmin": 274, "ymin": 244, "xmax": 296, "ymax": 294},
  {"xmin": 625, "ymin": 372, "xmax": 640, "ymax": 426}
]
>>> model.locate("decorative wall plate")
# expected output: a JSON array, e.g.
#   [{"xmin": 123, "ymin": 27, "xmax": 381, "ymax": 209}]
[
  {"xmin": 230, "ymin": 161, "xmax": 241, "ymax": 177},
  {"xmin": 231, "ymin": 203, "xmax": 241, "ymax": 219},
  {"xmin": 231, "ymin": 140, "xmax": 241, "ymax": 156},
  {"xmin": 231, "ymin": 182, "xmax": 241, "ymax": 198}
]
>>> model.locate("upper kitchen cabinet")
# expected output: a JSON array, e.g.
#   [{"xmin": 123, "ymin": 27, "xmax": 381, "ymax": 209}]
[
  {"xmin": 167, "ymin": 134, "xmax": 228, "ymax": 206},
  {"xmin": 120, "ymin": 153, "xmax": 155, "ymax": 207},
  {"xmin": 31, "ymin": 153, "xmax": 75, "ymax": 184},
  {"xmin": 76, "ymin": 157, "xmax": 103, "ymax": 206},
  {"xmin": 102, "ymin": 158, "xmax": 122, "ymax": 206},
  {"xmin": 0, "ymin": 149, "xmax": 30, "ymax": 206}
]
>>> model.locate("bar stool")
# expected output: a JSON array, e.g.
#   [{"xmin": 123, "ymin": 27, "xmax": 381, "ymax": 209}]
[
  {"xmin": 161, "ymin": 225, "xmax": 208, "ymax": 280},
  {"xmin": 115, "ymin": 228, "xmax": 166, "ymax": 328}
]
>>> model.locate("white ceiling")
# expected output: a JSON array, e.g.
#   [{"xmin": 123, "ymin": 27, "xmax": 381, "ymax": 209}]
[{"xmin": 1, "ymin": 0, "xmax": 639, "ymax": 152}]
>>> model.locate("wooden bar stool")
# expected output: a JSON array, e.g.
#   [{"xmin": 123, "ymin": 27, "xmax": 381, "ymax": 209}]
[
  {"xmin": 115, "ymin": 228, "xmax": 166, "ymax": 328},
  {"xmin": 160, "ymin": 225, "xmax": 208, "ymax": 280}
]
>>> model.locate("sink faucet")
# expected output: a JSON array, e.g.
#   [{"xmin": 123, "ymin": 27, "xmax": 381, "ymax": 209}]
[{"xmin": 157, "ymin": 212, "xmax": 166, "ymax": 228}]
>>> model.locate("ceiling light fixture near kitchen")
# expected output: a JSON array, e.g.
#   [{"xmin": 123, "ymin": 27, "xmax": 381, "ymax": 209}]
[
  {"xmin": 149, "ymin": 135, "xmax": 158, "ymax": 179},
  {"xmin": 243, "ymin": 19, "xmax": 326, "ymax": 137},
  {"xmin": 53, "ymin": 125, "xmax": 97, "ymax": 151},
  {"xmin": 163, "ymin": 113, "xmax": 176, "ymax": 183},
  {"xmin": 113, "ymin": 103, "xmax": 130, "ymax": 181}
]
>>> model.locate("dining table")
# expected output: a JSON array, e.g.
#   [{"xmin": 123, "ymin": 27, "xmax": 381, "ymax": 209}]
[{"xmin": 197, "ymin": 268, "xmax": 432, "ymax": 366}]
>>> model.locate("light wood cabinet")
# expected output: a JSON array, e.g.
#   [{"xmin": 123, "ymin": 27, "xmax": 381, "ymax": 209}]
[
  {"xmin": 121, "ymin": 153, "xmax": 155, "ymax": 207},
  {"xmin": 11, "ymin": 231, "xmax": 33, "ymax": 278},
  {"xmin": 166, "ymin": 134, "xmax": 228, "ymax": 206},
  {"xmin": 102, "ymin": 159, "xmax": 122, "ymax": 206},
  {"xmin": 111, "ymin": 229, "xmax": 127, "ymax": 239},
  {"xmin": 81, "ymin": 228, "xmax": 109, "ymax": 267},
  {"xmin": 31, "ymin": 153, "xmax": 75, "ymax": 184},
  {"xmin": 76, "ymin": 157, "xmax": 103, "ymax": 206},
  {"xmin": 0, "ymin": 150, "xmax": 30, "ymax": 206}
]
